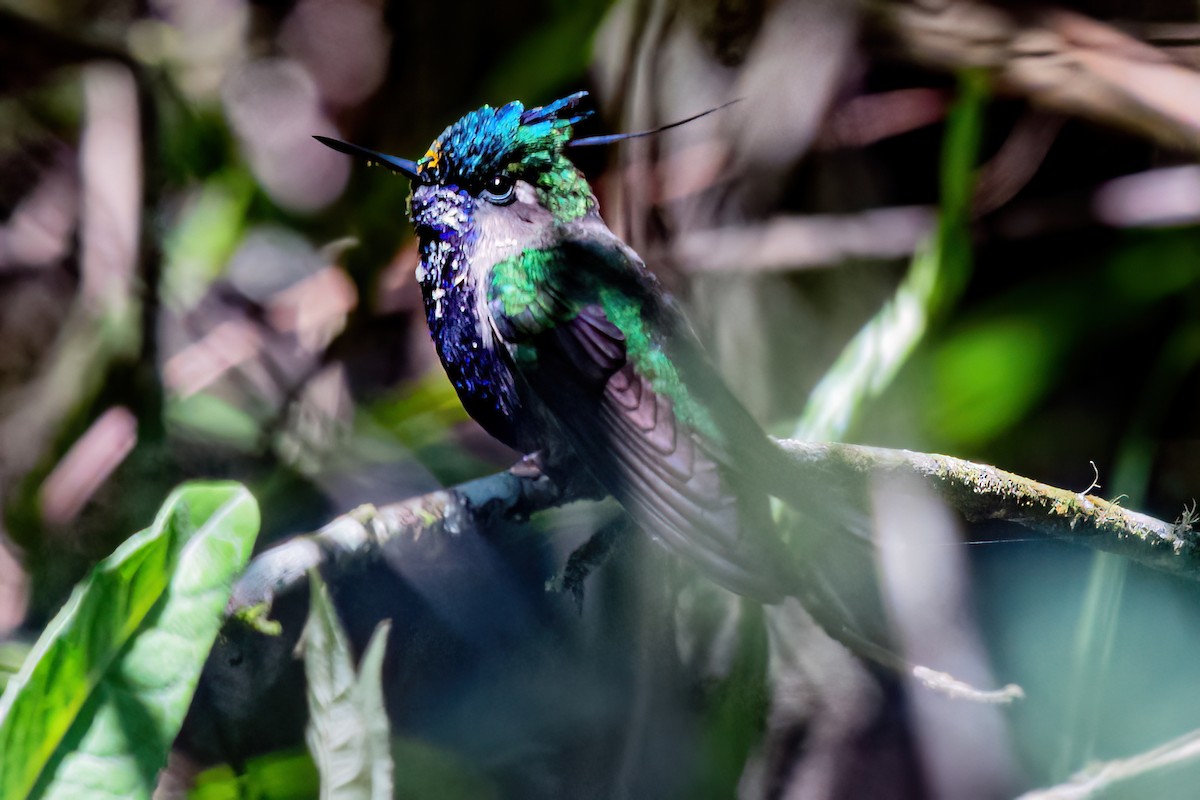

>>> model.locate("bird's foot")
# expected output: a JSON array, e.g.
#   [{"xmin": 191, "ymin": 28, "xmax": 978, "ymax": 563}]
[
  {"xmin": 511, "ymin": 450, "xmax": 546, "ymax": 479},
  {"xmin": 546, "ymin": 518, "xmax": 632, "ymax": 613}
]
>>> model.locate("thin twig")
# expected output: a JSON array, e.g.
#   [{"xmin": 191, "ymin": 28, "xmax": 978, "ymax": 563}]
[{"xmin": 1018, "ymin": 726, "xmax": 1200, "ymax": 799}]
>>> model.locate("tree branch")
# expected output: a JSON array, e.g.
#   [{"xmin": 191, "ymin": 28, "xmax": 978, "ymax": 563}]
[
  {"xmin": 776, "ymin": 441, "xmax": 1198, "ymax": 577},
  {"xmin": 227, "ymin": 440, "xmax": 1199, "ymax": 619},
  {"xmin": 1017, "ymin": 724, "xmax": 1200, "ymax": 799},
  {"xmin": 227, "ymin": 465, "xmax": 559, "ymax": 616}
]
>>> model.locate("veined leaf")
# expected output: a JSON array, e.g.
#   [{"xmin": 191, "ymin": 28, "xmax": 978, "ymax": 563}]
[
  {"xmin": 304, "ymin": 571, "xmax": 394, "ymax": 800},
  {"xmin": 0, "ymin": 482, "xmax": 260, "ymax": 800}
]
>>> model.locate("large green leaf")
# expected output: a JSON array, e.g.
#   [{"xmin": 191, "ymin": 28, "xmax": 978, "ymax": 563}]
[
  {"xmin": 304, "ymin": 571, "xmax": 394, "ymax": 800},
  {"xmin": 0, "ymin": 482, "xmax": 260, "ymax": 800}
]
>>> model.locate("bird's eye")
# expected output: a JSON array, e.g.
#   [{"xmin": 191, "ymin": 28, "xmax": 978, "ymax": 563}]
[{"xmin": 480, "ymin": 173, "xmax": 516, "ymax": 205}]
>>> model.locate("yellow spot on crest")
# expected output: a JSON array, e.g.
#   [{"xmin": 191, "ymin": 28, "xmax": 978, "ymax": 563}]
[{"xmin": 421, "ymin": 142, "xmax": 441, "ymax": 173}]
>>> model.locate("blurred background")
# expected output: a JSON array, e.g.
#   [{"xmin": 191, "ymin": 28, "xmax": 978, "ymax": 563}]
[{"xmin": 3, "ymin": 0, "xmax": 1200, "ymax": 797}]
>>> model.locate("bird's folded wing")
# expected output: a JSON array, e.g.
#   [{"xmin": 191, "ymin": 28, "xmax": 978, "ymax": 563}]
[{"xmin": 489, "ymin": 243, "xmax": 794, "ymax": 600}]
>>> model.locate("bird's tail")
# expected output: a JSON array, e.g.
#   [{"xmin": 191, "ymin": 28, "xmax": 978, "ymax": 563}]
[{"xmin": 750, "ymin": 438, "xmax": 896, "ymax": 661}]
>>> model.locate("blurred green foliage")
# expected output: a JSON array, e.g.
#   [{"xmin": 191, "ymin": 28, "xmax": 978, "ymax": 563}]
[
  {"xmin": 796, "ymin": 71, "xmax": 986, "ymax": 441},
  {"xmin": 162, "ymin": 170, "xmax": 255, "ymax": 307},
  {"xmin": 190, "ymin": 738, "xmax": 500, "ymax": 800},
  {"xmin": 930, "ymin": 316, "xmax": 1060, "ymax": 446},
  {"xmin": 4, "ymin": 0, "xmax": 1200, "ymax": 797}
]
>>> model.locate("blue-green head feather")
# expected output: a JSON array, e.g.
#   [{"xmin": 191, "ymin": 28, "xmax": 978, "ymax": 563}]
[
  {"xmin": 416, "ymin": 91, "xmax": 591, "ymax": 189},
  {"xmin": 313, "ymin": 90, "xmax": 733, "ymax": 193}
]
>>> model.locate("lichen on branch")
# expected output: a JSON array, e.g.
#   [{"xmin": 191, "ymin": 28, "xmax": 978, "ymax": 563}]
[{"xmin": 225, "ymin": 439, "xmax": 1196, "ymax": 622}]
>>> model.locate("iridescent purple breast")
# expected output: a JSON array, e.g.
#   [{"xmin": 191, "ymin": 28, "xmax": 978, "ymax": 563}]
[{"xmin": 411, "ymin": 185, "xmax": 522, "ymax": 449}]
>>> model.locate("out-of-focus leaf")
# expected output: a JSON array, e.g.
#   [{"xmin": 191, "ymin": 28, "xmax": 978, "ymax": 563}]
[
  {"xmin": 794, "ymin": 70, "xmax": 987, "ymax": 441},
  {"xmin": 189, "ymin": 737, "xmax": 500, "ymax": 800},
  {"xmin": 190, "ymin": 749, "xmax": 320, "ymax": 800},
  {"xmin": 304, "ymin": 571, "xmax": 393, "ymax": 800},
  {"xmin": 0, "ymin": 482, "xmax": 260, "ymax": 800},
  {"xmin": 688, "ymin": 601, "xmax": 769, "ymax": 800},
  {"xmin": 0, "ymin": 640, "xmax": 31, "ymax": 693},
  {"xmin": 1105, "ymin": 229, "xmax": 1200, "ymax": 304},
  {"xmin": 365, "ymin": 372, "xmax": 471, "ymax": 452},
  {"xmin": 362, "ymin": 373, "xmax": 498, "ymax": 484},
  {"xmin": 159, "ymin": 102, "xmax": 235, "ymax": 183},
  {"xmin": 167, "ymin": 393, "xmax": 262, "ymax": 448},
  {"xmin": 928, "ymin": 318, "xmax": 1059, "ymax": 447},
  {"xmin": 391, "ymin": 737, "xmax": 500, "ymax": 800},
  {"xmin": 163, "ymin": 170, "xmax": 255, "ymax": 307}
]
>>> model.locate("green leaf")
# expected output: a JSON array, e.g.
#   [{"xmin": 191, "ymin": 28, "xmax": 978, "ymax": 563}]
[
  {"xmin": 167, "ymin": 393, "xmax": 263, "ymax": 449},
  {"xmin": 688, "ymin": 601, "xmax": 769, "ymax": 800},
  {"xmin": 795, "ymin": 70, "xmax": 988, "ymax": 441},
  {"xmin": 304, "ymin": 571, "xmax": 394, "ymax": 800},
  {"xmin": 190, "ymin": 749, "xmax": 320, "ymax": 800},
  {"xmin": 188, "ymin": 738, "xmax": 500, "ymax": 800},
  {"xmin": 0, "ymin": 482, "xmax": 260, "ymax": 800},
  {"xmin": 1105, "ymin": 229, "xmax": 1200, "ymax": 304},
  {"xmin": 481, "ymin": 0, "xmax": 610, "ymax": 104},
  {"xmin": 928, "ymin": 317, "xmax": 1059, "ymax": 446},
  {"xmin": 0, "ymin": 640, "xmax": 30, "ymax": 694},
  {"xmin": 162, "ymin": 170, "xmax": 255, "ymax": 307},
  {"xmin": 391, "ymin": 738, "xmax": 499, "ymax": 800},
  {"xmin": 360, "ymin": 373, "xmax": 494, "ymax": 485}
]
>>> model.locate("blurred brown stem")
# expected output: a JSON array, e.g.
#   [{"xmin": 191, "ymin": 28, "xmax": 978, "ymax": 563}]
[{"xmin": 867, "ymin": 0, "xmax": 1200, "ymax": 155}]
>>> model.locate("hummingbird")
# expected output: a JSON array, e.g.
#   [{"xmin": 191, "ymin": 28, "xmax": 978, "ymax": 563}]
[{"xmin": 315, "ymin": 92, "xmax": 815, "ymax": 603}]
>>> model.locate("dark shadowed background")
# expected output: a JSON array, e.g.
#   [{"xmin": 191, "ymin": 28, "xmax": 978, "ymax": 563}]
[{"xmin": 4, "ymin": 0, "xmax": 1200, "ymax": 797}]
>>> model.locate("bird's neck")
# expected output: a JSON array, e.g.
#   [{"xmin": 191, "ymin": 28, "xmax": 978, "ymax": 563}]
[
  {"xmin": 416, "ymin": 222, "xmax": 526, "ymax": 447},
  {"xmin": 533, "ymin": 155, "xmax": 597, "ymax": 223}
]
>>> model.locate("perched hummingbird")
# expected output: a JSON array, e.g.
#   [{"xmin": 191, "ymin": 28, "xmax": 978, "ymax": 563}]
[{"xmin": 316, "ymin": 92, "xmax": 813, "ymax": 602}]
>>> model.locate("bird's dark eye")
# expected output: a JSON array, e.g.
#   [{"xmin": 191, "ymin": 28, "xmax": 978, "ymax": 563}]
[{"xmin": 480, "ymin": 173, "xmax": 516, "ymax": 205}]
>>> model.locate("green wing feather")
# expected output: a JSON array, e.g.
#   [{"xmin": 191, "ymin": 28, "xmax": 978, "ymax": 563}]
[
  {"xmin": 487, "ymin": 236, "xmax": 796, "ymax": 601},
  {"xmin": 488, "ymin": 228, "xmax": 891, "ymax": 654}
]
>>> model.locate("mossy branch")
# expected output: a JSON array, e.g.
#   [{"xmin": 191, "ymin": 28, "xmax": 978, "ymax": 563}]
[
  {"xmin": 776, "ymin": 441, "xmax": 1198, "ymax": 578},
  {"xmin": 226, "ymin": 465, "xmax": 558, "ymax": 616},
  {"xmin": 227, "ymin": 441, "xmax": 1197, "ymax": 619}
]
